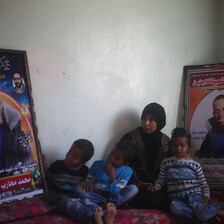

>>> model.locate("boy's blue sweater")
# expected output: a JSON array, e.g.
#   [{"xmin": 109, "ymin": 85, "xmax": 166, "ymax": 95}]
[{"xmin": 86, "ymin": 159, "xmax": 133, "ymax": 196}]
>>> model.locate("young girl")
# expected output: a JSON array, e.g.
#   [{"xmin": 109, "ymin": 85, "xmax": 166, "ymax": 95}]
[{"xmin": 151, "ymin": 127, "xmax": 224, "ymax": 224}]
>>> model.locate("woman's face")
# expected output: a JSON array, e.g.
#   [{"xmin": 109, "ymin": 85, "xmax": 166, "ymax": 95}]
[{"xmin": 141, "ymin": 115, "xmax": 157, "ymax": 134}]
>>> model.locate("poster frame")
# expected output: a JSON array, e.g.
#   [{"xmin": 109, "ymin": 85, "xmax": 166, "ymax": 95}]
[
  {"xmin": 0, "ymin": 48, "xmax": 47, "ymax": 204},
  {"xmin": 184, "ymin": 63, "xmax": 224, "ymax": 188}
]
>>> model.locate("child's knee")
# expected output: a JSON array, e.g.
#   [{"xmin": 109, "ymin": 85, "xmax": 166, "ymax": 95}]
[
  {"xmin": 170, "ymin": 201, "xmax": 181, "ymax": 215},
  {"xmin": 127, "ymin": 184, "xmax": 139, "ymax": 196},
  {"xmin": 193, "ymin": 201, "xmax": 220, "ymax": 222},
  {"xmin": 73, "ymin": 184, "xmax": 86, "ymax": 198}
]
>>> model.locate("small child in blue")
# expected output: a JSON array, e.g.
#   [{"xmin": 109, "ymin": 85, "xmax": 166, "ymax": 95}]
[
  {"xmin": 151, "ymin": 128, "xmax": 224, "ymax": 224},
  {"xmin": 56, "ymin": 140, "xmax": 139, "ymax": 224}
]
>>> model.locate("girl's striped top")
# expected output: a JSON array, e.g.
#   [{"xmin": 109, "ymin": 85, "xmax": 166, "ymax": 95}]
[{"xmin": 155, "ymin": 156, "xmax": 210, "ymax": 199}]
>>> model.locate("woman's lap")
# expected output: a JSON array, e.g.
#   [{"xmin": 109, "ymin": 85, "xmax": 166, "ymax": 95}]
[{"xmin": 128, "ymin": 188, "xmax": 169, "ymax": 210}]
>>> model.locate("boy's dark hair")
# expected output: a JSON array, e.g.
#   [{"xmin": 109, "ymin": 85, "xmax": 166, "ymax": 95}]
[
  {"xmin": 171, "ymin": 127, "xmax": 191, "ymax": 148},
  {"xmin": 72, "ymin": 139, "xmax": 94, "ymax": 161},
  {"xmin": 116, "ymin": 140, "xmax": 136, "ymax": 163}
]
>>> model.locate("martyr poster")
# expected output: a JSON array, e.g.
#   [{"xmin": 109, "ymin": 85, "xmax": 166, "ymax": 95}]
[
  {"xmin": 184, "ymin": 63, "xmax": 224, "ymax": 188},
  {"xmin": 0, "ymin": 49, "xmax": 46, "ymax": 203}
]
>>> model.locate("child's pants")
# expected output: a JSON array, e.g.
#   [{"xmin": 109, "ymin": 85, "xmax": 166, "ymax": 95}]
[
  {"xmin": 56, "ymin": 184, "xmax": 138, "ymax": 224},
  {"xmin": 170, "ymin": 193, "xmax": 220, "ymax": 223},
  {"xmin": 55, "ymin": 196, "xmax": 98, "ymax": 224},
  {"xmin": 73, "ymin": 184, "xmax": 139, "ymax": 208}
]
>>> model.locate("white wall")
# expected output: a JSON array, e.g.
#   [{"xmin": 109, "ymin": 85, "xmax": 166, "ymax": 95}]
[
  {"xmin": 222, "ymin": 0, "xmax": 224, "ymax": 60},
  {"xmin": 0, "ymin": 0, "xmax": 222, "ymax": 167}
]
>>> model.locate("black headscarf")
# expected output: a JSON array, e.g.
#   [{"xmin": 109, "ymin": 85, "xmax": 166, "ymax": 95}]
[
  {"xmin": 141, "ymin": 102, "xmax": 166, "ymax": 131},
  {"xmin": 140, "ymin": 103, "xmax": 167, "ymax": 170}
]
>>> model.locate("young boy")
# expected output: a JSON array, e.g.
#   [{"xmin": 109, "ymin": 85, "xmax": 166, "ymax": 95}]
[
  {"xmin": 47, "ymin": 139, "xmax": 94, "ymax": 200},
  {"xmin": 56, "ymin": 139, "xmax": 139, "ymax": 224},
  {"xmin": 151, "ymin": 128, "xmax": 224, "ymax": 224}
]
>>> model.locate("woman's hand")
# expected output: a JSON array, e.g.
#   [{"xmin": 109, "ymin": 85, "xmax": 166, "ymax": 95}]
[
  {"xmin": 135, "ymin": 181, "xmax": 144, "ymax": 189},
  {"xmin": 149, "ymin": 184, "xmax": 161, "ymax": 192},
  {"xmin": 140, "ymin": 183, "xmax": 161, "ymax": 192},
  {"xmin": 136, "ymin": 182, "xmax": 153, "ymax": 190},
  {"xmin": 82, "ymin": 181, "xmax": 93, "ymax": 192},
  {"xmin": 141, "ymin": 182, "xmax": 155, "ymax": 191}
]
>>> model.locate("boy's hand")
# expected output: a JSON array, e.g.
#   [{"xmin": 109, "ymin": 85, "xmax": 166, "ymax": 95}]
[
  {"xmin": 82, "ymin": 181, "xmax": 93, "ymax": 192},
  {"xmin": 105, "ymin": 162, "xmax": 116, "ymax": 183},
  {"xmin": 203, "ymin": 196, "xmax": 210, "ymax": 206},
  {"xmin": 105, "ymin": 161, "xmax": 116, "ymax": 177}
]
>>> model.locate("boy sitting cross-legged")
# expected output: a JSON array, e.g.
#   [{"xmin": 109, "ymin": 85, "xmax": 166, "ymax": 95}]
[
  {"xmin": 47, "ymin": 139, "xmax": 94, "ymax": 201},
  {"xmin": 56, "ymin": 139, "xmax": 139, "ymax": 224}
]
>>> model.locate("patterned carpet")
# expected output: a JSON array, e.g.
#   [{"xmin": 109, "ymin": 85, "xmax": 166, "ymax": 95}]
[{"xmin": 1, "ymin": 190, "xmax": 223, "ymax": 224}]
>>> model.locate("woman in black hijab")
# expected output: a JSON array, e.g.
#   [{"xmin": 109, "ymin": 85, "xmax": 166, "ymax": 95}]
[{"xmin": 120, "ymin": 103, "xmax": 171, "ymax": 210}]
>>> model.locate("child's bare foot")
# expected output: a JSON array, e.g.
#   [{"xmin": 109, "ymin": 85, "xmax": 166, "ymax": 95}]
[
  {"xmin": 104, "ymin": 203, "xmax": 116, "ymax": 224},
  {"xmin": 218, "ymin": 209, "xmax": 224, "ymax": 217},
  {"xmin": 94, "ymin": 206, "xmax": 104, "ymax": 224},
  {"xmin": 217, "ymin": 209, "xmax": 224, "ymax": 222}
]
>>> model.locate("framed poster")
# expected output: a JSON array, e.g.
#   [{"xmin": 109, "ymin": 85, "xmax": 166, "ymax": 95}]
[
  {"xmin": 0, "ymin": 49, "xmax": 47, "ymax": 204},
  {"xmin": 184, "ymin": 63, "xmax": 224, "ymax": 188}
]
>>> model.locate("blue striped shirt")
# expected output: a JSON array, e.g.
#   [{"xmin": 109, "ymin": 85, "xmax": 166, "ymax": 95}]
[{"xmin": 155, "ymin": 156, "xmax": 210, "ymax": 199}]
